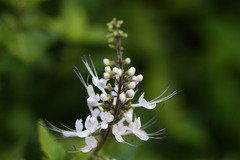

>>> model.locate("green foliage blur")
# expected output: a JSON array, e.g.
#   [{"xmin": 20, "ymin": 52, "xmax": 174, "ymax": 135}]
[{"xmin": 0, "ymin": 0, "xmax": 240, "ymax": 159}]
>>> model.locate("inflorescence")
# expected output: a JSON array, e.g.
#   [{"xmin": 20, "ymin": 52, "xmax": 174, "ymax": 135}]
[{"xmin": 44, "ymin": 18, "xmax": 179, "ymax": 159}]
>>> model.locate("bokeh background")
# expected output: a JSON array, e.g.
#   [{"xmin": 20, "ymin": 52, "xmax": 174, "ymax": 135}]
[{"xmin": 0, "ymin": 0, "xmax": 240, "ymax": 160}]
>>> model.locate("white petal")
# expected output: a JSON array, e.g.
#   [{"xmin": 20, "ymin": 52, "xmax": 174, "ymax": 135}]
[
  {"xmin": 92, "ymin": 108, "xmax": 100, "ymax": 117},
  {"xmin": 75, "ymin": 119, "xmax": 83, "ymax": 132},
  {"xmin": 80, "ymin": 145, "xmax": 92, "ymax": 153},
  {"xmin": 76, "ymin": 130, "xmax": 90, "ymax": 138},
  {"xmin": 101, "ymin": 121, "xmax": 108, "ymax": 129},
  {"xmin": 144, "ymin": 103, "xmax": 156, "ymax": 109},
  {"xmin": 86, "ymin": 136, "xmax": 98, "ymax": 148},
  {"xmin": 87, "ymin": 85, "xmax": 95, "ymax": 98},
  {"xmin": 62, "ymin": 131, "xmax": 76, "ymax": 137},
  {"xmin": 138, "ymin": 93, "xmax": 146, "ymax": 104},
  {"xmin": 134, "ymin": 130, "xmax": 149, "ymax": 141},
  {"xmin": 133, "ymin": 117, "xmax": 141, "ymax": 131},
  {"xmin": 115, "ymin": 134, "xmax": 125, "ymax": 143},
  {"xmin": 85, "ymin": 116, "xmax": 98, "ymax": 133},
  {"xmin": 125, "ymin": 109, "xmax": 133, "ymax": 123}
]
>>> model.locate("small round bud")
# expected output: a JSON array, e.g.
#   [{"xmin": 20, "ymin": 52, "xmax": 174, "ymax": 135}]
[
  {"xmin": 125, "ymin": 58, "xmax": 131, "ymax": 64},
  {"xmin": 118, "ymin": 20, "xmax": 123, "ymax": 25},
  {"xmin": 100, "ymin": 94, "xmax": 109, "ymax": 101},
  {"xmin": 112, "ymin": 67, "xmax": 118, "ymax": 73},
  {"xmin": 127, "ymin": 89, "xmax": 135, "ymax": 98},
  {"xmin": 123, "ymin": 33, "xmax": 128, "ymax": 38},
  {"xmin": 103, "ymin": 58, "xmax": 110, "ymax": 65},
  {"xmin": 108, "ymin": 37, "xmax": 114, "ymax": 43},
  {"xmin": 118, "ymin": 30, "xmax": 124, "ymax": 35},
  {"xmin": 119, "ymin": 93, "xmax": 126, "ymax": 103},
  {"xmin": 113, "ymin": 31, "xmax": 118, "ymax": 36},
  {"xmin": 116, "ymin": 69, "xmax": 122, "ymax": 76},
  {"xmin": 128, "ymin": 82, "xmax": 136, "ymax": 89},
  {"xmin": 104, "ymin": 72, "xmax": 110, "ymax": 79},
  {"xmin": 105, "ymin": 66, "xmax": 111, "ymax": 73},
  {"xmin": 109, "ymin": 44, "xmax": 115, "ymax": 49},
  {"xmin": 136, "ymin": 74, "xmax": 143, "ymax": 82},
  {"xmin": 127, "ymin": 67, "xmax": 136, "ymax": 76}
]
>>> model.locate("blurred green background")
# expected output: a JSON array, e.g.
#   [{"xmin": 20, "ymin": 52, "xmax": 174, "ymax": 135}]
[{"xmin": 0, "ymin": 0, "xmax": 240, "ymax": 159}]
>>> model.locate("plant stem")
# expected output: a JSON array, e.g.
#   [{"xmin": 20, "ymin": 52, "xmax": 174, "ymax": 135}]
[{"xmin": 88, "ymin": 23, "xmax": 123, "ymax": 159}]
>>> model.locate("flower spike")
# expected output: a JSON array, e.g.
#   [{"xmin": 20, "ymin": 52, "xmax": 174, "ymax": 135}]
[{"xmin": 43, "ymin": 18, "xmax": 180, "ymax": 158}]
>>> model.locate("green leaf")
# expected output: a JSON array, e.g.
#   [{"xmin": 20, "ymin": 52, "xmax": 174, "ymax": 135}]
[{"xmin": 38, "ymin": 119, "xmax": 66, "ymax": 160}]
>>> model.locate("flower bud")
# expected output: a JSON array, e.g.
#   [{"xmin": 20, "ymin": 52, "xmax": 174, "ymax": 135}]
[
  {"xmin": 125, "ymin": 58, "xmax": 131, "ymax": 64},
  {"xmin": 100, "ymin": 93, "xmax": 109, "ymax": 101},
  {"xmin": 116, "ymin": 69, "xmax": 122, "ymax": 76},
  {"xmin": 127, "ymin": 67, "xmax": 136, "ymax": 76},
  {"xmin": 136, "ymin": 74, "xmax": 143, "ymax": 82},
  {"xmin": 103, "ymin": 58, "xmax": 110, "ymax": 65},
  {"xmin": 128, "ymin": 82, "xmax": 136, "ymax": 89},
  {"xmin": 112, "ymin": 67, "xmax": 118, "ymax": 73},
  {"xmin": 104, "ymin": 72, "xmax": 110, "ymax": 79},
  {"xmin": 127, "ymin": 89, "xmax": 135, "ymax": 98},
  {"xmin": 105, "ymin": 66, "xmax": 111, "ymax": 73},
  {"xmin": 119, "ymin": 93, "xmax": 126, "ymax": 103}
]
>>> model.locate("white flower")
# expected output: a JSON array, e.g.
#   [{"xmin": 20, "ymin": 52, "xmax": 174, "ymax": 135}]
[
  {"xmin": 86, "ymin": 85, "xmax": 101, "ymax": 107},
  {"xmin": 85, "ymin": 115, "xmax": 99, "ymax": 133},
  {"xmin": 82, "ymin": 56, "xmax": 107, "ymax": 94},
  {"xmin": 92, "ymin": 108, "xmax": 100, "ymax": 117},
  {"xmin": 112, "ymin": 123, "xmax": 128, "ymax": 143},
  {"xmin": 44, "ymin": 119, "xmax": 89, "ymax": 138},
  {"xmin": 124, "ymin": 108, "xmax": 133, "ymax": 123},
  {"xmin": 100, "ymin": 111, "xmax": 114, "ymax": 129},
  {"xmin": 75, "ymin": 136, "xmax": 98, "ymax": 152},
  {"xmin": 129, "ymin": 117, "xmax": 148, "ymax": 141},
  {"xmin": 131, "ymin": 87, "xmax": 179, "ymax": 109}
]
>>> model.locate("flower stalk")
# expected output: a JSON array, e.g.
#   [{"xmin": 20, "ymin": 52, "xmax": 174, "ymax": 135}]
[{"xmin": 43, "ymin": 18, "xmax": 179, "ymax": 160}]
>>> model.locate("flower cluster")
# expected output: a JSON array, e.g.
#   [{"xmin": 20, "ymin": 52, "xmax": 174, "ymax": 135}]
[{"xmin": 44, "ymin": 18, "xmax": 179, "ymax": 158}]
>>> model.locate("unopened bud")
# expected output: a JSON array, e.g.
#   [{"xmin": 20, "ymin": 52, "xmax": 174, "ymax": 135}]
[
  {"xmin": 112, "ymin": 67, "xmax": 118, "ymax": 73},
  {"xmin": 100, "ymin": 94, "xmax": 109, "ymax": 101},
  {"xmin": 104, "ymin": 72, "xmax": 110, "ymax": 79},
  {"xmin": 123, "ymin": 33, "xmax": 128, "ymax": 38},
  {"xmin": 127, "ymin": 67, "xmax": 136, "ymax": 76},
  {"xmin": 127, "ymin": 89, "xmax": 135, "ymax": 98},
  {"xmin": 116, "ymin": 69, "xmax": 122, "ymax": 76},
  {"xmin": 113, "ymin": 31, "xmax": 118, "ymax": 36},
  {"xmin": 119, "ymin": 93, "xmax": 126, "ymax": 103},
  {"xmin": 136, "ymin": 74, "xmax": 143, "ymax": 82},
  {"xmin": 125, "ymin": 58, "xmax": 131, "ymax": 64},
  {"xmin": 128, "ymin": 82, "xmax": 136, "ymax": 89},
  {"xmin": 107, "ymin": 83, "xmax": 112, "ymax": 91},
  {"xmin": 103, "ymin": 58, "xmax": 110, "ymax": 65},
  {"xmin": 105, "ymin": 66, "xmax": 111, "ymax": 72}
]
